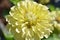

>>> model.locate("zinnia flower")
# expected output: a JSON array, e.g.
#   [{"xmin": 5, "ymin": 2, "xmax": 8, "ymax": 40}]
[
  {"xmin": 6, "ymin": 1, "xmax": 54, "ymax": 40},
  {"xmin": 51, "ymin": 10, "xmax": 60, "ymax": 32}
]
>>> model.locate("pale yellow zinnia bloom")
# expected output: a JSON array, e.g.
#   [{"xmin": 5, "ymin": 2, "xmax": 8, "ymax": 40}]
[
  {"xmin": 51, "ymin": 10, "xmax": 60, "ymax": 32},
  {"xmin": 6, "ymin": 1, "xmax": 54, "ymax": 40}
]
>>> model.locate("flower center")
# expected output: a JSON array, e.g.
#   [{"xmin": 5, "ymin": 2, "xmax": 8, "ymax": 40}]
[{"xmin": 25, "ymin": 12, "xmax": 37, "ymax": 28}]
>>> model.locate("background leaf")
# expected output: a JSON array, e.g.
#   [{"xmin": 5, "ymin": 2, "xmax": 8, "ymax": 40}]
[{"xmin": 10, "ymin": 0, "xmax": 22, "ymax": 5}]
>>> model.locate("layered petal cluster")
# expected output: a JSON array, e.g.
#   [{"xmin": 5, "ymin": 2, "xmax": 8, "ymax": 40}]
[
  {"xmin": 51, "ymin": 10, "xmax": 60, "ymax": 32},
  {"xmin": 6, "ymin": 1, "xmax": 54, "ymax": 40}
]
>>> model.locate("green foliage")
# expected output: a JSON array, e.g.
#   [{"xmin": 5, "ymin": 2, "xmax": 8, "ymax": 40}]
[
  {"xmin": 38, "ymin": 0, "xmax": 50, "ymax": 4},
  {"xmin": 10, "ymin": 0, "xmax": 34, "ymax": 5},
  {"xmin": 10, "ymin": 0, "xmax": 22, "ymax": 4},
  {"xmin": 49, "ymin": 4, "xmax": 56, "ymax": 11},
  {"xmin": 2, "ymin": 9, "xmax": 10, "ymax": 17}
]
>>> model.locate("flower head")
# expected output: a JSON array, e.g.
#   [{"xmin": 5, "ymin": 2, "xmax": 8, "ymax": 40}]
[
  {"xmin": 6, "ymin": 1, "xmax": 54, "ymax": 40},
  {"xmin": 51, "ymin": 10, "xmax": 60, "ymax": 32}
]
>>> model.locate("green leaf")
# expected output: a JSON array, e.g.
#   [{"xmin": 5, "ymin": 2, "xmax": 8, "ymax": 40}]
[
  {"xmin": 2, "ymin": 9, "xmax": 10, "ymax": 17},
  {"xmin": 49, "ymin": 4, "xmax": 56, "ymax": 11},
  {"xmin": 10, "ymin": 0, "xmax": 22, "ymax": 5},
  {"xmin": 10, "ymin": 0, "xmax": 34, "ymax": 5}
]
